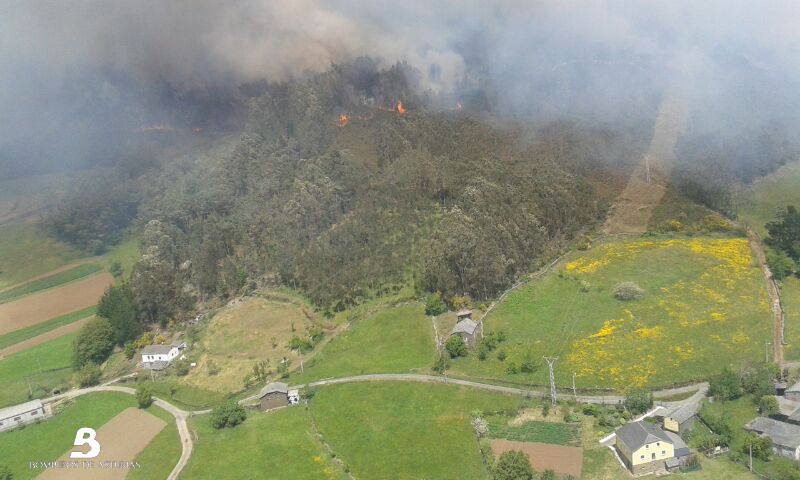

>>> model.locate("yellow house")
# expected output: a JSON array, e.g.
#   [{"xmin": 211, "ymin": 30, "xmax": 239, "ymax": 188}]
[{"xmin": 615, "ymin": 421, "xmax": 675, "ymax": 474}]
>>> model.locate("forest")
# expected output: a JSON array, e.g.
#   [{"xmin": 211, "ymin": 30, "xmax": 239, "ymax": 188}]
[{"xmin": 45, "ymin": 61, "xmax": 649, "ymax": 317}]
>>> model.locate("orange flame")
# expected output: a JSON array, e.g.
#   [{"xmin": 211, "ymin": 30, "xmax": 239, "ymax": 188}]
[
  {"xmin": 396, "ymin": 99, "xmax": 406, "ymax": 114},
  {"xmin": 338, "ymin": 114, "xmax": 350, "ymax": 127}
]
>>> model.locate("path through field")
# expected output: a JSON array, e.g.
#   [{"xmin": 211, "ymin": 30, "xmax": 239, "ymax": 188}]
[
  {"xmin": 0, "ymin": 272, "xmax": 112, "ymax": 335},
  {"xmin": 39, "ymin": 407, "xmax": 166, "ymax": 480},
  {"xmin": 748, "ymin": 228, "xmax": 785, "ymax": 365},
  {"xmin": 603, "ymin": 93, "xmax": 688, "ymax": 233}
]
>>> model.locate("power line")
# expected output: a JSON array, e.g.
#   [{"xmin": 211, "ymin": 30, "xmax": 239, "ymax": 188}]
[{"xmin": 543, "ymin": 356, "xmax": 558, "ymax": 405}]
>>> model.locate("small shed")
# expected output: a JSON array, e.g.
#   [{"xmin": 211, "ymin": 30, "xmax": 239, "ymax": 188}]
[
  {"xmin": 456, "ymin": 309, "xmax": 473, "ymax": 322},
  {"xmin": 785, "ymin": 381, "xmax": 800, "ymax": 401},
  {"xmin": 450, "ymin": 318, "xmax": 483, "ymax": 347},
  {"xmin": 259, "ymin": 382, "xmax": 289, "ymax": 410},
  {"xmin": 660, "ymin": 402, "xmax": 698, "ymax": 435},
  {"xmin": 288, "ymin": 389, "xmax": 300, "ymax": 405}
]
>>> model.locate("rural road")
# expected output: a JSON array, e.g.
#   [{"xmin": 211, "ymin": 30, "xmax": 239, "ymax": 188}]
[
  {"xmin": 41, "ymin": 373, "xmax": 708, "ymax": 479},
  {"xmin": 47, "ymin": 378, "xmax": 193, "ymax": 480}
]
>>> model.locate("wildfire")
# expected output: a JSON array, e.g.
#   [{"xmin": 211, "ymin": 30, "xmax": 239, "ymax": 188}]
[{"xmin": 337, "ymin": 99, "xmax": 405, "ymax": 127}]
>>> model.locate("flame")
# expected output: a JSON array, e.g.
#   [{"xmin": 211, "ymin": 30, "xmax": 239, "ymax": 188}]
[
  {"xmin": 338, "ymin": 114, "xmax": 350, "ymax": 127},
  {"xmin": 396, "ymin": 99, "xmax": 406, "ymax": 114},
  {"xmin": 456, "ymin": 102, "xmax": 463, "ymax": 110}
]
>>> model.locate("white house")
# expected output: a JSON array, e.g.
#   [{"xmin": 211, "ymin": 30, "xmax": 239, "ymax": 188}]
[
  {"xmin": 0, "ymin": 399, "xmax": 47, "ymax": 432},
  {"xmin": 141, "ymin": 343, "xmax": 184, "ymax": 370}
]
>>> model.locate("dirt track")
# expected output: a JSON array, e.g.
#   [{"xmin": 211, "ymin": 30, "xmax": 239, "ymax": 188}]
[
  {"xmin": 491, "ymin": 439, "xmax": 583, "ymax": 478},
  {"xmin": 748, "ymin": 228, "xmax": 785, "ymax": 365},
  {"xmin": 0, "ymin": 272, "xmax": 112, "ymax": 335},
  {"xmin": 0, "ymin": 315, "xmax": 92, "ymax": 359},
  {"xmin": 39, "ymin": 407, "xmax": 166, "ymax": 480},
  {"xmin": 603, "ymin": 93, "xmax": 688, "ymax": 233}
]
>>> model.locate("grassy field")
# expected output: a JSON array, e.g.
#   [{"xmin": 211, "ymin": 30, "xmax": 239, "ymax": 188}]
[
  {"xmin": 0, "ymin": 392, "xmax": 136, "ymax": 480},
  {"xmin": 310, "ymin": 382, "xmax": 521, "ymax": 480},
  {"xmin": 0, "ymin": 332, "xmax": 76, "ymax": 407},
  {"xmin": 0, "ymin": 223, "xmax": 81, "ymax": 290},
  {"xmin": 783, "ymin": 277, "xmax": 800, "ymax": 360},
  {"xmin": 0, "ymin": 264, "xmax": 101, "ymax": 304},
  {"xmin": 0, "ymin": 305, "xmax": 95, "ymax": 350},
  {"xmin": 449, "ymin": 235, "xmax": 771, "ymax": 390},
  {"xmin": 183, "ymin": 295, "xmax": 322, "ymax": 392},
  {"xmin": 737, "ymin": 161, "xmax": 800, "ymax": 237},
  {"xmin": 292, "ymin": 303, "xmax": 436, "ymax": 383},
  {"xmin": 183, "ymin": 406, "xmax": 347, "ymax": 479}
]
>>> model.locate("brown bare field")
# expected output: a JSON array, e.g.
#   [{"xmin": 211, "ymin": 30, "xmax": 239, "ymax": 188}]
[
  {"xmin": 491, "ymin": 439, "xmax": 583, "ymax": 478},
  {"xmin": 0, "ymin": 273, "xmax": 112, "ymax": 335},
  {"xmin": 603, "ymin": 93, "xmax": 688, "ymax": 234},
  {"xmin": 183, "ymin": 296, "xmax": 316, "ymax": 392},
  {"xmin": 40, "ymin": 407, "xmax": 166, "ymax": 480},
  {"xmin": 0, "ymin": 316, "xmax": 92, "ymax": 359}
]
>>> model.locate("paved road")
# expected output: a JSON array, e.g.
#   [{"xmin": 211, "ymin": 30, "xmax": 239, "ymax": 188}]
[
  {"xmin": 284, "ymin": 373, "xmax": 708, "ymax": 406},
  {"xmin": 46, "ymin": 378, "xmax": 193, "ymax": 480}
]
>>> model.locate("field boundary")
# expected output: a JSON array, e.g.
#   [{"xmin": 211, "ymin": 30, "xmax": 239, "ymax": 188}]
[{"xmin": 0, "ymin": 264, "xmax": 103, "ymax": 304}]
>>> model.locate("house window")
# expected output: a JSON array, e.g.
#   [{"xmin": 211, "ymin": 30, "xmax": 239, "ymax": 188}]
[
  {"xmin": 14, "ymin": 417, "xmax": 20, "ymax": 421},
  {"xmin": 30, "ymin": 411, "xmax": 37, "ymax": 416},
  {"xmin": 646, "ymin": 444, "xmax": 649, "ymax": 448},
  {"xmin": 640, "ymin": 455, "xmax": 644, "ymax": 460},
  {"xmin": 662, "ymin": 450, "xmax": 665, "ymax": 455},
  {"xmin": 656, "ymin": 442, "xmax": 660, "ymax": 446}
]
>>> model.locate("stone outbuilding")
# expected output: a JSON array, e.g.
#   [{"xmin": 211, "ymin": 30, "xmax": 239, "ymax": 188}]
[
  {"xmin": 259, "ymin": 382, "xmax": 290, "ymax": 410},
  {"xmin": 450, "ymin": 318, "xmax": 483, "ymax": 347},
  {"xmin": 745, "ymin": 417, "xmax": 800, "ymax": 460}
]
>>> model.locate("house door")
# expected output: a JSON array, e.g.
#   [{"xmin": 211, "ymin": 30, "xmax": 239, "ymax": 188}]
[{"xmin": 651, "ymin": 453, "xmax": 656, "ymax": 460}]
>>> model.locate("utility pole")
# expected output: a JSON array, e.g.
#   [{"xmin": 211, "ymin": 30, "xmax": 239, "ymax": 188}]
[
  {"xmin": 543, "ymin": 357, "xmax": 558, "ymax": 405},
  {"xmin": 572, "ymin": 372, "xmax": 577, "ymax": 402},
  {"xmin": 749, "ymin": 442, "xmax": 753, "ymax": 471},
  {"xmin": 645, "ymin": 155, "xmax": 651, "ymax": 184},
  {"xmin": 766, "ymin": 341, "xmax": 771, "ymax": 363},
  {"xmin": 299, "ymin": 349, "xmax": 304, "ymax": 373}
]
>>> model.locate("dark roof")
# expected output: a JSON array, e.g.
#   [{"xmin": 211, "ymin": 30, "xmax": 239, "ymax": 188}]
[
  {"xmin": 146, "ymin": 360, "xmax": 169, "ymax": 370},
  {"xmin": 259, "ymin": 382, "xmax": 288, "ymax": 397},
  {"xmin": 745, "ymin": 417, "xmax": 800, "ymax": 449},
  {"xmin": 142, "ymin": 345, "xmax": 175, "ymax": 355},
  {"xmin": 664, "ymin": 402, "xmax": 699, "ymax": 423},
  {"xmin": 616, "ymin": 421, "xmax": 673, "ymax": 451},
  {"xmin": 451, "ymin": 319, "xmax": 479, "ymax": 336},
  {"xmin": 665, "ymin": 430, "xmax": 690, "ymax": 457},
  {"xmin": 786, "ymin": 381, "xmax": 800, "ymax": 393}
]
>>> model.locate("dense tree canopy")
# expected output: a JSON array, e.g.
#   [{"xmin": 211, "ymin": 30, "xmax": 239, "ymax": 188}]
[{"xmin": 73, "ymin": 317, "xmax": 116, "ymax": 367}]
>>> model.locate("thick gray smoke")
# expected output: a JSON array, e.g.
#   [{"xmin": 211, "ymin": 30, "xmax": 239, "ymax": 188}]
[{"xmin": 2, "ymin": 0, "xmax": 799, "ymax": 176}]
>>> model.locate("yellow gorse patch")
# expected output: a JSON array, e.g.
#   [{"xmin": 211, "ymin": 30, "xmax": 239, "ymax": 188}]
[{"xmin": 566, "ymin": 237, "xmax": 768, "ymax": 389}]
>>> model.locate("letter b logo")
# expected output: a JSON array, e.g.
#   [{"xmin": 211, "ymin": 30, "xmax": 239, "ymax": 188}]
[{"xmin": 70, "ymin": 428, "xmax": 100, "ymax": 458}]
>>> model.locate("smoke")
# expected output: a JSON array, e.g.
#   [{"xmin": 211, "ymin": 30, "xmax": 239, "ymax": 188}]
[{"xmin": 2, "ymin": 0, "xmax": 800, "ymax": 176}]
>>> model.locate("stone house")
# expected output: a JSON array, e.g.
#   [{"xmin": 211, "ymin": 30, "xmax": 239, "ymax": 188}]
[{"xmin": 259, "ymin": 382, "xmax": 289, "ymax": 410}]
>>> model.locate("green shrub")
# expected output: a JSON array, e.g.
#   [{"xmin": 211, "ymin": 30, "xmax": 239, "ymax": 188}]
[
  {"xmin": 424, "ymin": 292, "xmax": 447, "ymax": 316},
  {"xmin": 493, "ymin": 450, "xmax": 533, "ymax": 480},
  {"xmin": 505, "ymin": 362, "xmax": 518, "ymax": 375},
  {"xmin": 497, "ymin": 349, "xmax": 507, "ymax": 361},
  {"xmin": 445, "ymin": 335, "xmax": 467, "ymax": 358},
  {"xmin": 75, "ymin": 363, "xmax": 102, "ymax": 387},
  {"xmin": 0, "ymin": 464, "xmax": 12, "ymax": 480},
  {"xmin": 136, "ymin": 384, "xmax": 153, "ymax": 408},
  {"xmin": 123, "ymin": 342, "xmax": 135, "ymax": 359},
  {"xmin": 613, "ymin": 281, "xmax": 643, "ymax": 301},
  {"xmin": 211, "ymin": 400, "xmax": 247, "ymax": 429},
  {"xmin": 624, "ymin": 389, "xmax": 653, "ymax": 415}
]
